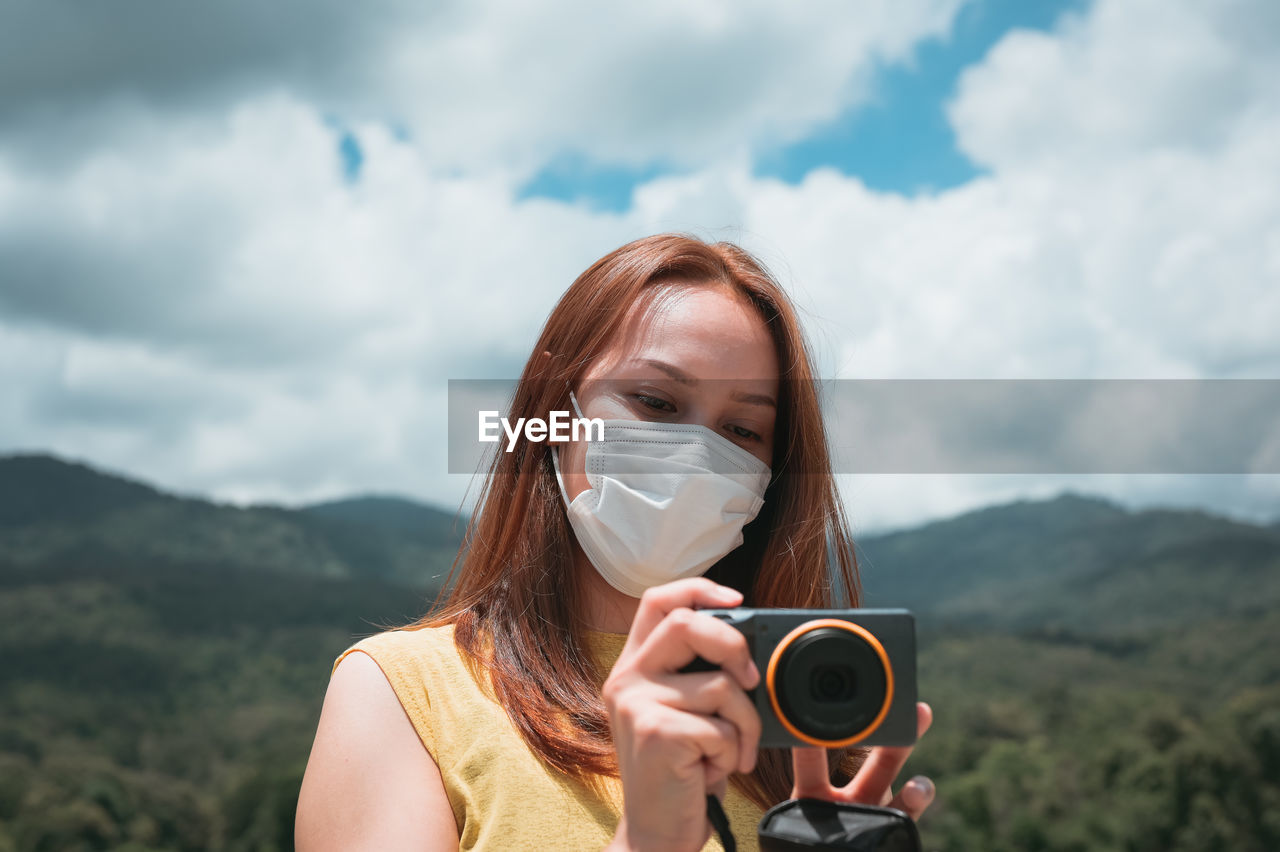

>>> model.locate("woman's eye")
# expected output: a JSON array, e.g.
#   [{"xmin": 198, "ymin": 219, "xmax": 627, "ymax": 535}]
[
  {"xmin": 634, "ymin": 393, "xmax": 675, "ymax": 413},
  {"xmin": 726, "ymin": 424, "xmax": 762, "ymax": 442}
]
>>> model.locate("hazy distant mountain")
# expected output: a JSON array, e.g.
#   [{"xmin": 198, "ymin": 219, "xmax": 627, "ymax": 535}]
[
  {"xmin": 857, "ymin": 492, "xmax": 1280, "ymax": 634},
  {"xmin": 303, "ymin": 494, "xmax": 463, "ymax": 540},
  {"xmin": 0, "ymin": 453, "xmax": 464, "ymax": 587},
  {"xmin": 4, "ymin": 452, "xmax": 1276, "ymax": 626},
  {"xmin": 0, "ymin": 453, "xmax": 169, "ymax": 528}
]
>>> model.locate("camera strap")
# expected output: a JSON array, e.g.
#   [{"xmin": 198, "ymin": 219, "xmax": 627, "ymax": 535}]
[{"xmin": 706, "ymin": 794, "xmax": 737, "ymax": 851}]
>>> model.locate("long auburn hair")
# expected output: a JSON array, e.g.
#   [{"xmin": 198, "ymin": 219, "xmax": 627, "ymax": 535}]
[{"xmin": 412, "ymin": 233, "xmax": 864, "ymax": 809}]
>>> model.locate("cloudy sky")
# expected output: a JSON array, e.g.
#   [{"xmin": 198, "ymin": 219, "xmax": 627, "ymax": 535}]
[{"xmin": 1, "ymin": 0, "xmax": 1277, "ymax": 532}]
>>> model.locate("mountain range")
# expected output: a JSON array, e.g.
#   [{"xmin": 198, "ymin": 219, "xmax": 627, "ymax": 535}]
[
  {"xmin": 0, "ymin": 453, "xmax": 465, "ymax": 588},
  {"xmin": 0, "ymin": 452, "xmax": 1276, "ymax": 851},
  {"xmin": 4, "ymin": 452, "xmax": 1276, "ymax": 634}
]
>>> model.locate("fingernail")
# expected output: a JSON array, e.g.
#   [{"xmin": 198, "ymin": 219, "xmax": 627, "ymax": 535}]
[
  {"xmin": 908, "ymin": 776, "xmax": 934, "ymax": 799},
  {"xmin": 747, "ymin": 660, "xmax": 760, "ymax": 686}
]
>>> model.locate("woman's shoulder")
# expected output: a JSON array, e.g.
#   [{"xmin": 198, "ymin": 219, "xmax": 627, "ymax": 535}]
[
  {"xmin": 330, "ymin": 622, "xmax": 487, "ymax": 762},
  {"xmin": 302, "ymin": 627, "xmax": 462, "ymax": 849},
  {"xmin": 331, "ymin": 622, "xmax": 459, "ymax": 678}
]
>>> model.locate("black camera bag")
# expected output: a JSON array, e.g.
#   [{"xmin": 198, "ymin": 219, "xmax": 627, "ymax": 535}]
[{"xmin": 756, "ymin": 798, "xmax": 922, "ymax": 852}]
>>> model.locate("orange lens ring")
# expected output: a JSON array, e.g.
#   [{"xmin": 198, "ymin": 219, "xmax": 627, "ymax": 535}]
[{"xmin": 764, "ymin": 618, "xmax": 895, "ymax": 748}]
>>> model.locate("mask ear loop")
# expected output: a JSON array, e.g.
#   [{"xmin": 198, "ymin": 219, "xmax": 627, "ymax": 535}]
[
  {"xmin": 549, "ymin": 383, "xmax": 585, "ymax": 506},
  {"xmin": 549, "ymin": 440, "xmax": 573, "ymax": 505}
]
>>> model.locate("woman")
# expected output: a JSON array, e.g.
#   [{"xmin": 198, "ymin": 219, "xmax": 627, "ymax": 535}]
[{"xmin": 295, "ymin": 234, "xmax": 935, "ymax": 851}]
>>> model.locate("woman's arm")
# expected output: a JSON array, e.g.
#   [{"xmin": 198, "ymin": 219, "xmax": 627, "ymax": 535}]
[{"xmin": 295, "ymin": 651, "xmax": 460, "ymax": 851}]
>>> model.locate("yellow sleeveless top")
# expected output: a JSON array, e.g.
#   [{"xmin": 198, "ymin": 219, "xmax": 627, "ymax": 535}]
[{"xmin": 332, "ymin": 624, "xmax": 764, "ymax": 851}]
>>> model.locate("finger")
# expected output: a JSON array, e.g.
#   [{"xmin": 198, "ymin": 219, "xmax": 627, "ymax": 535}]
[
  {"xmin": 790, "ymin": 747, "xmax": 834, "ymax": 799},
  {"xmin": 888, "ymin": 776, "xmax": 935, "ymax": 821},
  {"xmin": 656, "ymin": 671, "xmax": 762, "ymax": 773},
  {"xmin": 629, "ymin": 704, "xmax": 741, "ymax": 784},
  {"xmin": 676, "ymin": 712, "xmax": 742, "ymax": 782},
  {"xmin": 839, "ymin": 702, "xmax": 933, "ymax": 803},
  {"xmin": 637, "ymin": 606, "xmax": 758, "ymax": 690},
  {"xmin": 626, "ymin": 578, "xmax": 743, "ymax": 647},
  {"xmin": 915, "ymin": 702, "xmax": 934, "ymax": 739},
  {"xmin": 840, "ymin": 743, "xmax": 912, "ymax": 803}
]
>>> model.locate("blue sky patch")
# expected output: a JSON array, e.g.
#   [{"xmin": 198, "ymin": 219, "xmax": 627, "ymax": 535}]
[
  {"xmin": 323, "ymin": 114, "xmax": 365, "ymax": 183},
  {"xmin": 755, "ymin": 0, "xmax": 1089, "ymax": 195},
  {"xmin": 517, "ymin": 152, "xmax": 670, "ymax": 214},
  {"xmin": 338, "ymin": 131, "xmax": 363, "ymax": 182},
  {"xmin": 519, "ymin": 0, "xmax": 1089, "ymax": 208}
]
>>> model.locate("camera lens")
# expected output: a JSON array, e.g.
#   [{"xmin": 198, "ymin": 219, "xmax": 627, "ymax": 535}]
[
  {"xmin": 810, "ymin": 664, "xmax": 856, "ymax": 703},
  {"xmin": 768, "ymin": 622, "xmax": 893, "ymax": 746}
]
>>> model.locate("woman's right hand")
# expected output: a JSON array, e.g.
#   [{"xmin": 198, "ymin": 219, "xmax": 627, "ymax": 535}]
[{"xmin": 602, "ymin": 578, "xmax": 763, "ymax": 852}]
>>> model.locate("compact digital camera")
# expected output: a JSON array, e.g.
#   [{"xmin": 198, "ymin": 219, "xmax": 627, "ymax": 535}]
[{"xmin": 684, "ymin": 608, "xmax": 917, "ymax": 749}]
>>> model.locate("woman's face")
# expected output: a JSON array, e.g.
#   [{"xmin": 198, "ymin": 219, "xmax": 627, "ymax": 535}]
[{"xmin": 558, "ymin": 283, "xmax": 780, "ymax": 503}]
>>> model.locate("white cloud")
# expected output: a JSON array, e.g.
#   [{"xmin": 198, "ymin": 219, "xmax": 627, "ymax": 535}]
[
  {"xmin": 374, "ymin": 0, "xmax": 968, "ymax": 175},
  {"xmin": 1, "ymin": 0, "xmax": 1277, "ymax": 530},
  {"xmin": 841, "ymin": 472, "xmax": 1280, "ymax": 535},
  {"xmin": 948, "ymin": 0, "xmax": 1280, "ymax": 170},
  {"xmin": 0, "ymin": 0, "xmax": 966, "ymax": 177}
]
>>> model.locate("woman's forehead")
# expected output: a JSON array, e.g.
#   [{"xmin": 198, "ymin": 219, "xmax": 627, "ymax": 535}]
[{"xmin": 588, "ymin": 285, "xmax": 779, "ymax": 384}]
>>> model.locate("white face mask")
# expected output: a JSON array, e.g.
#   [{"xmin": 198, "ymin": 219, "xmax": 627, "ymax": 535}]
[{"xmin": 550, "ymin": 390, "xmax": 772, "ymax": 598}]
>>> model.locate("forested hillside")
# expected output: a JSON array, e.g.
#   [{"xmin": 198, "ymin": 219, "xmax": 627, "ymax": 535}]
[{"xmin": 0, "ymin": 454, "xmax": 1276, "ymax": 851}]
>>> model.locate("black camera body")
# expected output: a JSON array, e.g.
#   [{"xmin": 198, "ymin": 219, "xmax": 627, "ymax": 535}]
[{"xmin": 688, "ymin": 608, "xmax": 917, "ymax": 749}]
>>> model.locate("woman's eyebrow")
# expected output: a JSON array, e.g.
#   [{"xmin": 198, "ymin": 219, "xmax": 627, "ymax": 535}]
[
  {"xmin": 640, "ymin": 359, "xmax": 776, "ymax": 408},
  {"xmin": 730, "ymin": 390, "xmax": 777, "ymax": 409},
  {"xmin": 639, "ymin": 358, "xmax": 697, "ymax": 386}
]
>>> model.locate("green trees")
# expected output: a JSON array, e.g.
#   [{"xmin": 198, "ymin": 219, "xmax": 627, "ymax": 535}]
[
  {"xmin": 906, "ymin": 653, "xmax": 1280, "ymax": 851},
  {"xmin": 1, "ymin": 458, "xmax": 1276, "ymax": 849}
]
